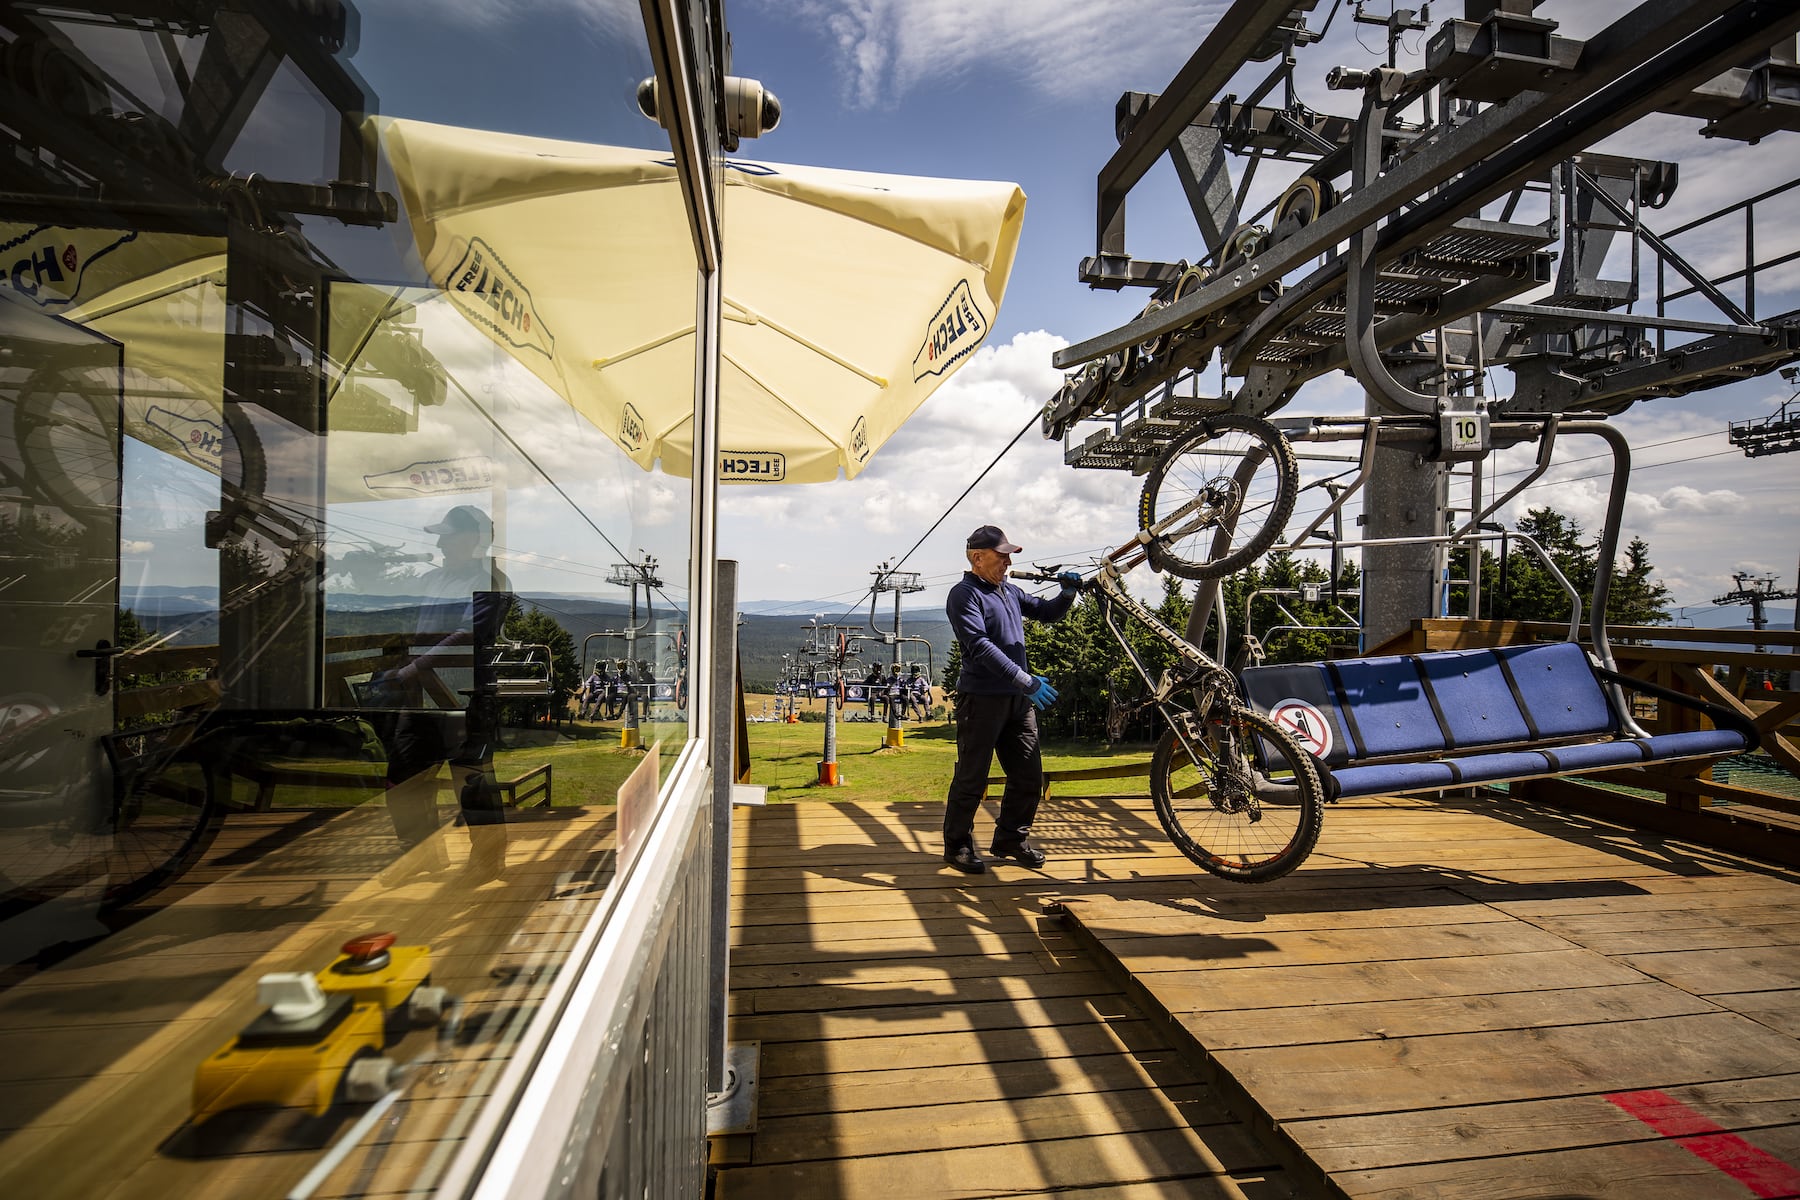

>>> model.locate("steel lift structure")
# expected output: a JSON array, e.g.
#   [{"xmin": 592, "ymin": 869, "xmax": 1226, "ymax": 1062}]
[{"xmin": 1045, "ymin": 0, "xmax": 1800, "ymax": 593}]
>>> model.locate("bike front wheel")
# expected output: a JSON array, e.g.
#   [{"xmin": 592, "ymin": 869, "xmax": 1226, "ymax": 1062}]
[
  {"xmin": 1150, "ymin": 709, "xmax": 1324, "ymax": 883},
  {"xmin": 1138, "ymin": 414, "xmax": 1298, "ymax": 579}
]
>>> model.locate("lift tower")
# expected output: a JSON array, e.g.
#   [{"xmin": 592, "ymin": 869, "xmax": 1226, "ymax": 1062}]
[
  {"xmin": 1727, "ymin": 375, "xmax": 1800, "ymax": 685},
  {"xmin": 870, "ymin": 563, "xmax": 925, "ymax": 748},
  {"xmin": 609, "ymin": 554, "xmax": 663, "ymax": 749},
  {"xmin": 1044, "ymin": 0, "xmax": 1800, "ymax": 650}
]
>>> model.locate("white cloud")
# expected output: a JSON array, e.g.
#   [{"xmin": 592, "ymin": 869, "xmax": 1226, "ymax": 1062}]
[
  {"xmin": 1653, "ymin": 485, "xmax": 1745, "ymax": 515},
  {"xmin": 721, "ymin": 328, "xmax": 1156, "ymax": 603},
  {"xmin": 763, "ymin": 0, "xmax": 1230, "ymax": 108}
]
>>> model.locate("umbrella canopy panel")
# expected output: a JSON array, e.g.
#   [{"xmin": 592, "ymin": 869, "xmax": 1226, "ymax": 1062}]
[{"xmin": 375, "ymin": 118, "xmax": 1026, "ymax": 483}]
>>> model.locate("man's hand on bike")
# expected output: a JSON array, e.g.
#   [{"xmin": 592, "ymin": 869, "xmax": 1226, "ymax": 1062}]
[
  {"xmin": 1009, "ymin": 565, "xmax": 1088, "ymax": 592},
  {"xmin": 1027, "ymin": 675, "xmax": 1058, "ymax": 710}
]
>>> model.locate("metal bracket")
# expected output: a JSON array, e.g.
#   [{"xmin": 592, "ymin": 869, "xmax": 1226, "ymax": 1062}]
[{"xmin": 705, "ymin": 1042, "xmax": 760, "ymax": 1135}]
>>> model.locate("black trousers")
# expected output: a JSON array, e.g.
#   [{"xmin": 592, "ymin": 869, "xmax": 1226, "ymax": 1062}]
[{"xmin": 943, "ymin": 691, "xmax": 1042, "ymax": 851}]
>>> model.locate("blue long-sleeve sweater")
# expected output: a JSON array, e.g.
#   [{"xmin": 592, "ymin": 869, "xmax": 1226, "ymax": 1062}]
[{"xmin": 947, "ymin": 571, "xmax": 1076, "ymax": 695}]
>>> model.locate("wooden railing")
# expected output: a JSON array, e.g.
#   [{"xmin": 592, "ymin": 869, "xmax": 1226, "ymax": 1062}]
[{"xmin": 118, "ymin": 633, "xmax": 473, "ymax": 719}]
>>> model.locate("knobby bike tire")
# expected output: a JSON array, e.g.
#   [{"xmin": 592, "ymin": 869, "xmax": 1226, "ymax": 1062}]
[
  {"xmin": 1137, "ymin": 414, "xmax": 1298, "ymax": 580},
  {"xmin": 1149, "ymin": 710, "xmax": 1324, "ymax": 883},
  {"xmin": 100, "ymin": 772, "xmax": 227, "ymax": 910}
]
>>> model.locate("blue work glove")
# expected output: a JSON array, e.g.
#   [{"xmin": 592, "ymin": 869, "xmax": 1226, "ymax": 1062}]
[
  {"xmin": 1027, "ymin": 675, "xmax": 1059, "ymax": 710},
  {"xmin": 1056, "ymin": 571, "xmax": 1083, "ymax": 592}
]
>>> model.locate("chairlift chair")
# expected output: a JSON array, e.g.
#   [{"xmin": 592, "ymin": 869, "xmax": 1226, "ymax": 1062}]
[{"xmin": 490, "ymin": 641, "xmax": 554, "ymax": 698}]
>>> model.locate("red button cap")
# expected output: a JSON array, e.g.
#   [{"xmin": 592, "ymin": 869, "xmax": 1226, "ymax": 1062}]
[{"xmin": 342, "ymin": 932, "xmax": 397, "ymax": 959}]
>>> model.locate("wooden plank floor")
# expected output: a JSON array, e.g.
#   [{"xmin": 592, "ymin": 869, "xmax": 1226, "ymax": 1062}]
[
  {"xmin": 1057, "ymin": 792, "xmax": 1800, "ymax": 1200},
  {"xmin": 712, "ymin": 795, "xmax": 1327, "ymax": 1200}
]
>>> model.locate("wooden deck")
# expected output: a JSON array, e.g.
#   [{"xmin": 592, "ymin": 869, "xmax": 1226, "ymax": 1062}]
[
  {"xmin": 713, "ymin": 795, "xmax": 1324, "ymax": 1199},
  {"xmin": 714, "ymin": 790, "xmax": 1800, "ymax": 1199}
]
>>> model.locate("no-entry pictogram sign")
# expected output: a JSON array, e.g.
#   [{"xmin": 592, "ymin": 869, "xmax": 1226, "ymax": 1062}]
[{"xmin": 1269, "ymin": 698, "xmax": 1332, "ymax": 759}]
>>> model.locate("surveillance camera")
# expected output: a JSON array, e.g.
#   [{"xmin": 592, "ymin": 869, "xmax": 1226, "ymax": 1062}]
[
  {"xmin": 723, "ymin": 76, "xmax": 781, "ymax": 141},
  {"xmin": 636, "ymin": 75, "xmax": 780, "ymax": 149}
]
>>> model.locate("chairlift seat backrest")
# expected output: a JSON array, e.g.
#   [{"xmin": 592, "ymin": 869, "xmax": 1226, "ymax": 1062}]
[
  {"xmin": 1238, "ymin": 641, "xmax": 1750, "ymax": 800},
  {"xmin": 490, "ymin": 643, "xmax": 553, "ymax": 697},
  {"xmin": 1240, "ymin": 643, "xmax": 1608, "ymax": 765},
  {"xmin": 1415, "ymin": 647, "xmax": 1533, "ymax": 749},
  {"xmin": 1494, "ymin": 643, "xmax": 1618, "ymax": 741},
  {"xmin": 1329, "ymin": 655, "xmax": 1446, "ymax": 759}
]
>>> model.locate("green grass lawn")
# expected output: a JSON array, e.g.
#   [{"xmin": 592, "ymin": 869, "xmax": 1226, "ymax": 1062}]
[
  {"xmin": 234, "ymin": 712, "xmax": 1154, "ymax": 811},
  {"xmin": 741, "ymin": 715, "xmax": 1155, "ymax": 804}
]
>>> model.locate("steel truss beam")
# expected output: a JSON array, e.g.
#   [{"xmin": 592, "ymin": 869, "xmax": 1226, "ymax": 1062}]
[{"xmin": 1056, "ymin": 0, "xmax": 1770, "ymax": 372}]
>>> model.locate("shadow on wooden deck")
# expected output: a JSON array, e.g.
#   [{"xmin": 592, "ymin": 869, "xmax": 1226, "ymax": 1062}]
[{"xmin": 714, "ymin": 793, "xmax": 1326, "ymax": 1199}]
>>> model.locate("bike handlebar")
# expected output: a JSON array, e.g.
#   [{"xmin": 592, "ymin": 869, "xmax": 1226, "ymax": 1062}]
[{"xmin": 1009, "ymin": 568, "xmax": 1098, "ymax": 593}]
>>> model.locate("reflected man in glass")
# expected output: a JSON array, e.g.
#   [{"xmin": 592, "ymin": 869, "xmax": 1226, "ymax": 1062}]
[{"xmin": 376, "ymin": 504, "xmax": 513, "ymax": 879}]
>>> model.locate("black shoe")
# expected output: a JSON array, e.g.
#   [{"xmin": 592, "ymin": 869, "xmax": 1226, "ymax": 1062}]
[
  {"xmin": 943, "ymin": 844, "xmax": 987, "ymax": 874},
  {"xmin": 988, "ymin": 839, "xmax": 1047, "ymax": 868}
]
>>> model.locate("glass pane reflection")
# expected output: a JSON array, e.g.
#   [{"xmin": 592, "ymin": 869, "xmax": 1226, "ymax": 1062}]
[{"xmin": 0, "ymin": 2, "xmax": 696, "ymax": 1196}]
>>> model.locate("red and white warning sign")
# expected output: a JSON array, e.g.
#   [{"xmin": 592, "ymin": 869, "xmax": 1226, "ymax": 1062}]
[{"xmin": 1269, "ymin": 698, "xmax": 1333, "ymax": 759}]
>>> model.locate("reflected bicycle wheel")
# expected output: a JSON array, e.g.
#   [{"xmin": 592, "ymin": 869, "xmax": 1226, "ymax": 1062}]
[
  {"xmin": 1149, "ymin": 710, "xmax": 1323, "ymax": 884},
  {"xmin": 0, "ymin": 720, "xmax": 224, "ymax": 915},
  {"xmin": 12, "ymin": 359, "xmax": 120, "ymax": 531},
  {"xmin": 1137, "ymin": 413, "xmax": 1297, "ymax": 579}
]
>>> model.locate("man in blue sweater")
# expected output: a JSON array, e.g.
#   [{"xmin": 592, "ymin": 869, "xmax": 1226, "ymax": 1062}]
[{"xmin": 942, "ymin": 525, "xmax": 1079, "ymax": 873}]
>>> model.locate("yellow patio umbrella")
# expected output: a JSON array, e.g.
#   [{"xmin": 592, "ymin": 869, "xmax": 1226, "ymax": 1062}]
[
  {"xmin": 375, "ymin": 117, "xmax": 1026, "ymax": 483},
  {"xmin": 4, "ymin": 124, "xmax": 1023, "ymax": 495}
]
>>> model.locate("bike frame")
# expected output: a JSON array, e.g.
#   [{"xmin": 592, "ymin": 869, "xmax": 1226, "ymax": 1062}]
[{"xmin": 1022, "ymin": 539, "xmax": 1244, "ymax": 773}]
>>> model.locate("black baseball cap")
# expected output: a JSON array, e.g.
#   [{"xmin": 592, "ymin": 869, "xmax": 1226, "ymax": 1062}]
[
  {"xmin": 425, "ymin": 504, "xmax": 494, "ymax": 538},
  {"xmin": 966, "ymin": 525, "xmax": 1022, "ymax": 553}
]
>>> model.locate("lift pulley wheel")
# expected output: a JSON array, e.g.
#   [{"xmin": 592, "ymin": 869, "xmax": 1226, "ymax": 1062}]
[
  {"xmin": 1169, "ymin": 264, "xmax": 1213, "ymax": 345},
  {"xmin": 1137, "ymin": 296, "xmax": 1171, "ymax": 359},
  {"xmin": 1274, "ymin": 176, "xmax": 1335, "ymax": 237}
]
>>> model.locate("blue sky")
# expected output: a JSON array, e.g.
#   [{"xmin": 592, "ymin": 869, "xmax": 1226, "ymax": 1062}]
[
  {"xmin": 307, "ymin": 1, "xmax": 1800, "ymax": 628},
  {"xmin": 710, "ymin": 0, "xmax": 1800, "ymax": 625}
]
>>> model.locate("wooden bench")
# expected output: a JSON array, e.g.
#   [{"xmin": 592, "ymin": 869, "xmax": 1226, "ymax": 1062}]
[{"xmin": 1238, "ymin": 641, "xmax": 1758, "ymax": 800}]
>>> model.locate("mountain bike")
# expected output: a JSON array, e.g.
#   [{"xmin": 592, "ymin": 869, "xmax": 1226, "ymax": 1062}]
[
  {"xmin": 1015, "ymin": 539, "xmax": 1326, "ymax": 883},
  {"xmin": 1135, "ymin": 412, "xmax": 1299, "ymax": 580}
]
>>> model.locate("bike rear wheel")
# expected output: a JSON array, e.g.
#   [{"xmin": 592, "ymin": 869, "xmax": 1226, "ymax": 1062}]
[
  {"xmin": 0, "ymin": 725, "xmax": 225, "ymax": 916},
  {"xmin": 1150, "ymin": 709, "xmax": 1323, "ymax": 883},
  {"xmin": 1138, "ymin": 414, "xmax": 1298, "ymax": 579}
]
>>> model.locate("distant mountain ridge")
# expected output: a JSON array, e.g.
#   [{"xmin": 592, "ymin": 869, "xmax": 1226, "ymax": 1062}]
[{"xmin": 121, "ymin": 588, "xmax": 954, "ymax": 687}]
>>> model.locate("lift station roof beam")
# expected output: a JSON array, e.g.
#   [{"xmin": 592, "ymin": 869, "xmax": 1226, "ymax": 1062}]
[{"xmin": 1057, "ymin": 0, "xmax": 1800, "ymax": 375}]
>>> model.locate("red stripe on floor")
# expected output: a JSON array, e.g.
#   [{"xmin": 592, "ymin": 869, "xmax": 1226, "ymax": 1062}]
[{"xmin": 1607, "ymin": 1089, "xmax": 1800, "ymax": 1199}]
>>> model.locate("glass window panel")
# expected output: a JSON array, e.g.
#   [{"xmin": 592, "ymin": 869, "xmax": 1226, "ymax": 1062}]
[{"xmin": 0, "ymin": 3, "xmax": 699, "ymax": 1197}]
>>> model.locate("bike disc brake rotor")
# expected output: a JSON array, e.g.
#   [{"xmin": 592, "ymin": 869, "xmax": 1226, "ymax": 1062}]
[
  {"xmin": 1199, "ymin": 720, "xmax": 1263, "ymax": 819},
  {"xmin": 1200, "ymin": 475, "xmax": 1243, "ymax": 527}
]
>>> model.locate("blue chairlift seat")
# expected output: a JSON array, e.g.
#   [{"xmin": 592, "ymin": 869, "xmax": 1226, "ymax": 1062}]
[{"xmin": 1238, "ymin": 642, "xmax": 1756, "ymax": 800}]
